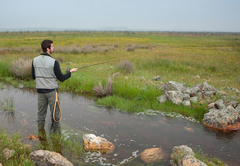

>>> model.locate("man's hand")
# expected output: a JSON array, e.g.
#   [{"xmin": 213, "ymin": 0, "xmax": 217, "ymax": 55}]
[{"xmin": 70, "ymin": 68, "xmax": 78, "ymax": 73}]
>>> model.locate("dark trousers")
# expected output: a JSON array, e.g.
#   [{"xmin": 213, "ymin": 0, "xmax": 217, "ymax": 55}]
[{"xmin": 37, "ymin": 91, "xmax": 61, "ymax": 131}]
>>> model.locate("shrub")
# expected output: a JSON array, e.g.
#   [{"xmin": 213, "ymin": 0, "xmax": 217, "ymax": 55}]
[
  {"xmin": 113, "ymin": 44, "xmax": 118, "ymax": 48},
  {"xmin": 127, "ymin": 47, "xmax": 135, "ymax": 52},
  {"xmin": 9, "ymin": 58, "xmax": 32, "ymax": 80},
  {"xmin": 116, "ymin": 60, "xmax": 134, "ymax": 73},
  {"xmin": 0, "ymin": 47, "xmax": 9, "ymax": 54}
]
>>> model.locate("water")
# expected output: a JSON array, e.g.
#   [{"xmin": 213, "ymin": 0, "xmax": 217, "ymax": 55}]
[{"xmin": 0, "ymin": 84, "xmax": 240, "ymax": 165}]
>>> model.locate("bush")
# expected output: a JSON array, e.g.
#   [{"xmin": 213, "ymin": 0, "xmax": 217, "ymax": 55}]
[
  {"xmin": 9, "ymin": 58, "xmax": 32, "ymax": 80},
  {"xmin": 116, "ymin": 60, "xmax": 134, "ymax": 73}
]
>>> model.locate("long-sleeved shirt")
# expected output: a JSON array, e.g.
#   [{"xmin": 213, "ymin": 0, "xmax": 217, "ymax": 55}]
[{"xmin": 32, "ymin": 53, "xmax": 71, "ymax": 93}]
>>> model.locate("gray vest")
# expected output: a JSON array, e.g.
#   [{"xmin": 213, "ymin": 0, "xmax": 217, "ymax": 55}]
[{"xmin": 33, "ymin": 55, "xmax": 59, "ymax": 89}]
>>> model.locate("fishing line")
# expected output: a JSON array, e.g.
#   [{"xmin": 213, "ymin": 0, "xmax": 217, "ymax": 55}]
[{"xmin": 54, "ymin": 54, "xmax": 138, "ymax": 122}]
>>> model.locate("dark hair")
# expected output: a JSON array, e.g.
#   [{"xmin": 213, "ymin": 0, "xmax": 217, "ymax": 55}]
[{"xmin": 41, "ymin": 39, "xmax": 53, "ymax": 52}]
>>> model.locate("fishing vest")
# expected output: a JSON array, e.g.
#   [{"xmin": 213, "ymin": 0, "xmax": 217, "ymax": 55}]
[{"xmin": 33, "ymin": 55, "xmax": 59, "ymax": 89}]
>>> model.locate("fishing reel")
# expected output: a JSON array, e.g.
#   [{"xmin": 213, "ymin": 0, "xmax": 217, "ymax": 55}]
[{"xmin": 66, "ymin": 67, "xmax": 71, "ymax": 73}]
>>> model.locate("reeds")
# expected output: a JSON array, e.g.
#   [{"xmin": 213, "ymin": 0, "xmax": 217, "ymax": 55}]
[
  {"xmin": 9, "ymin": 58, "xmax": 32, "ymax": 79},
  {"xmin": 1, "ymin": 97, "xmax": 14, "ymax": 112}
]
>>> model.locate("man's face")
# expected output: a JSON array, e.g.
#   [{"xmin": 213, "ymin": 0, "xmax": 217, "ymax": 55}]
[{"xmin": 49, "ymin": 44, "xmax": 54, "ymax": 54}]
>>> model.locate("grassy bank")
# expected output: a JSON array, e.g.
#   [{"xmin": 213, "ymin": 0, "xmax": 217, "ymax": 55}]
[{"xmin": 0, "ymin": 31, "xmax": 240, "ymax": 122}]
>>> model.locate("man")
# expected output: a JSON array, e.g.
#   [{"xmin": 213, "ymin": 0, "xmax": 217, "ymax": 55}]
[{"xmin": 32, "ymin": 39, "xmax": 78, "ymax": 133}]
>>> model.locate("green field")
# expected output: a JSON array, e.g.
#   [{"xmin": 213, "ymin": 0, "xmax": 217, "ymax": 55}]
[{"xmin": 0, "ymin": 31, "xmax": 240, "ymax": 121}]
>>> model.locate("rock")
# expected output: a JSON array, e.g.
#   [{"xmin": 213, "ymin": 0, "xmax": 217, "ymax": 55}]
[
  {"xmin": 190, "ymin": 97, "xmax": 198, "ymax": 104},
  {"xmin": 18, "ymin": 84, "xmax": 24, "ymax": 88},
  {"xmin": 231, "ymin": 95, "xmax": 238, "ymax": 100},
  {"xmin": 201, "ymin": 82, "xmax": 217, "ymax": 92},
  {"xmin": 182, "ymin": 100, "xmax": 191, "ymax": 107},
  {"xmin": 235, "ymin": 105, "xmax": 240, "ymax": 117},
  {"xmin": 203, "ymin": 91, "xmax": 217, "ymax": 97},
  {"xmin": 182, "ymin": 155, "xmax": 207, "ymax": 166},
  {"xmin": 140, "ymin": 148, "xmax": 166, "ymax": 164},
  {"xmin": 165, "ymin": 91, "xmax": 183, "ymax": 105},
  {"xmin": 207, "ymin": 103, "xmax": 215, "ymax": 109},
  {"xmin": 2, "ymin": 148, "xmax": 16, "ymax": 159},
  {"xmin": 83, "ymin": 134, "xmax": 114, "ymax": 153},
  {"xmin": 231, "ymin": 88, "xmax": 239, "ymax": 94},
  {"xmin": 184, "ymin": 127, "xmax": 194, "ymax": 132},
  {"xmin": 113, "ymin": 72, "xmax": 119, "ymax": 77},
  {"xmin": 163, "ymin": 81, "xmax": 186, "ymax": 92},
  {"xmin": 215, "ymin": 99, "xmax": 225, "ymax": 109},
  {"xmin": 157, "ymin": 95, "xmax": 167, "ymax": 103},
  {"xmin": 226, "ymin": 101, "xmax": 239, "ymax": 108},
  {"xmin": 152, "ymin": 75, "xmax": 161, "ymax": 81},
  {"xmin": 189, "ymin": 85, "xmax": 201, "ymax": 97},
  {"xmin": 169, "ymin": 145, "xmax": 207, "ymax": 166},
  {"xmin": 29, "ymin": 150, "xmax": 73, "ymax": 166},
  {"xmin": 203, "ymin": 106, "xmax": 240, "ymax": 131},
  {"xmin": 219, "ymin": 91, "xmax": 228, "ymax": 97},
  {"xmin": 195, "ymin": 75, "xmax": 200, "ymax": 79},
  {"xmin": 183, "ymin": 93, "xmax": 190, "ymax": 100},
  {"xmin": 28, "ymin": 135, "xmax": 39, "ymax": 140}
]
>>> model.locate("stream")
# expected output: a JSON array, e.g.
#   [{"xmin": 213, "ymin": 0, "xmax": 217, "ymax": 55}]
[{"xmin": 0, "ymin": 84, "xmax": 240, "ymax": 165}]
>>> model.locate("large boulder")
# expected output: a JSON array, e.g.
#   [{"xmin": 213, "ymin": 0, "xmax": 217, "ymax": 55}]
[
  {"xmin": 169, "ymin": 145, "xmax": 207, "ymax": 166},
  {"xmin": 29, "ymin": 150, "xmax": 73, "ymax": 166},
  {"xmin": 203, "ymin": 106, "xmax": 240, "ymax": 131},
  {"xmin": 83, "ymin": 134, "xmax": 114, "ymax": 153},
  {"xmin": 140, "ymin": 148, "xmax": 166, "ymax": 164}
]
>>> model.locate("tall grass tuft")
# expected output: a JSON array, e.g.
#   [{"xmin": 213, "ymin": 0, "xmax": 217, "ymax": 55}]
[
  {"xmin": 116, "ymin": 60, "xmax": 134, "ymax": 73},
  {"xmin": 93, "ymin": 82, "xmax": 104, "ymax": 97},
  {"xmin": 9, "ymin": 58, "xmax": 32, "ymax": 80},
  {"xmin": 1, "ymin": 97, "xmax": 14, "ymax": 112},
  {"xmin": 93, "ymin": 78, "xmax": 112, "ymax": 97}
]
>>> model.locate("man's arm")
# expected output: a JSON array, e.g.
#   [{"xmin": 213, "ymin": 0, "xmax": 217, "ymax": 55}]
[
  {"xmin": 54, "ymin": 61, "xmax": 71, "ymax": 82},
  {"xmin": 31, "ymin": 61, "xmax": 35, "ymax": 79}
]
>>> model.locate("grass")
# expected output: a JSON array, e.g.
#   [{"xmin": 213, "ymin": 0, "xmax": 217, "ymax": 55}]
[
  {"xmin": 32, "ymin": 132, "xmax": 86, "ymax": 165},
  {"xmin": 0, "ymin": 31, "xmax": 240, "ymax": 122},
  {"xmin": 0, "ymin": 130, "xmax": 34, "ymax": 166},
  {"xmin": 194, "ymin": 148, "xmax": 227, "ymax": 166}
]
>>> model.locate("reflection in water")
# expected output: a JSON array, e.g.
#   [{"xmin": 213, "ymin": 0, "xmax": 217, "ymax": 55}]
[
  {"xmin": 203, "ymin": 126, "xmax": 239, "ymax": 141},
  {"xmin": 38, "ymin": 127, "xmax": 62, "ymax": 154},
  {"xmin": 0, "ymin": 111, "xmax": 15, "ymax": 124},
  {"xmin": 0, "ymin": 86, "xmax": 240, "ymax": 165}
]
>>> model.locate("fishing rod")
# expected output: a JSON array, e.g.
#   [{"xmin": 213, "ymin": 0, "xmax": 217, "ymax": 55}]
[
  {"xmin": 66, "ymin": 54, "xmax": 137, "ymax": 72},
  {"xmin": 54, "ymin": 55, "xmax": 137, "ymax": 122}
]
